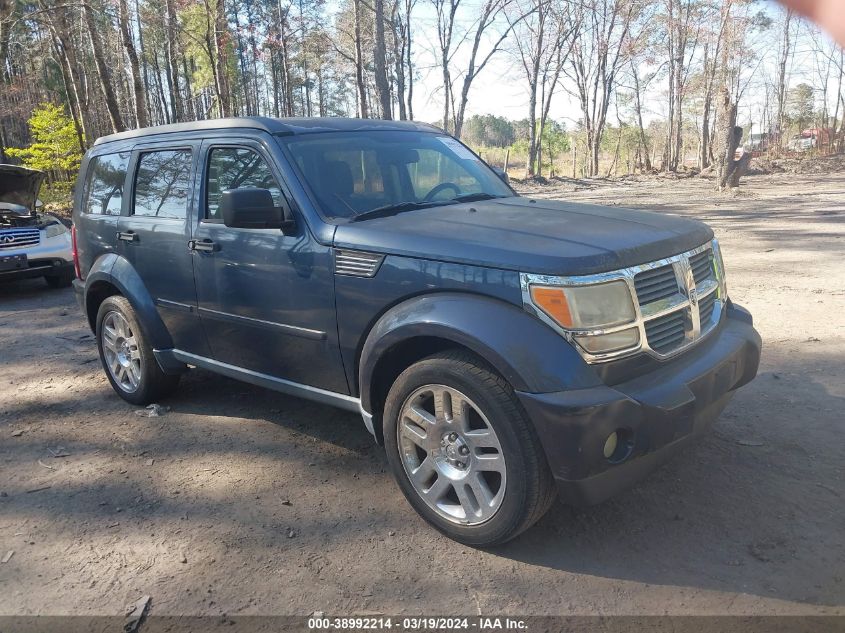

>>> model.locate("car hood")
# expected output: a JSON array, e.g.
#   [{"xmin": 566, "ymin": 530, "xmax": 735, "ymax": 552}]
[
  {"xmin": 0, "ymin": 165, "xmax": 45, "ymax": 212},
  {"xmin": 332, "ymin": 196, "xmax": 714, "ymax": 275}
]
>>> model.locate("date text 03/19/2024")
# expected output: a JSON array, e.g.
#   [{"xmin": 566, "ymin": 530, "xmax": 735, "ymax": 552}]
[{"xmin": 307, "ymin": 616, "xmax": 528, "ymax": 630}]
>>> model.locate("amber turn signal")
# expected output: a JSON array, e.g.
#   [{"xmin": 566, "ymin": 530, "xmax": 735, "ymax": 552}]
[{"xmin": 530, "ymin": 286, "xmax": 574, "ymax": 328}]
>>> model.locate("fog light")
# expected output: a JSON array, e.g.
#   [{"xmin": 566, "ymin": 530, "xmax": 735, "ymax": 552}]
[{"xmin": 603, "ymin": 432, "xmax": 618, "ymax": 459}]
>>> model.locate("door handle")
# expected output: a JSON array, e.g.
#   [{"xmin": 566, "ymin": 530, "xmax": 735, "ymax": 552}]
[
  {"xmin": 117, "ymin": 231, "xmax": 138, "ymax": 242},
  {"xmin": 188, "ymin": 239, "xmax": 219, "ymax": 253}
]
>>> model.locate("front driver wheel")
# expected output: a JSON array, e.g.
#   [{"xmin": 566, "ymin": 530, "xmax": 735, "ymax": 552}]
[
  {"xmin": 383, "ymin": 350, "xmax": 555, "ymax": 546},
  {"xmin": 96, "ymin": 295, "xmax": 180, "ymax": 405}
]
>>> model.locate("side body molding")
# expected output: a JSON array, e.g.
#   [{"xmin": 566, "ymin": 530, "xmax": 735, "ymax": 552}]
[
  {"xmin": 357, "ymin": 293, "xmax": 602, "ymax": 416},
  {"xmin": 82, "ymin": 253, "xmax": 174, "ymax": 351}
]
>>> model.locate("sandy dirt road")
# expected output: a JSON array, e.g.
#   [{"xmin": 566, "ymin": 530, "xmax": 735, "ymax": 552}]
[{"xmin": 0, "ymin": 172, "xmax": 843, "ymax": 617}]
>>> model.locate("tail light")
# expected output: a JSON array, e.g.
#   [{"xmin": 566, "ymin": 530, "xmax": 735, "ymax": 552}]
[{"xmin": 71, "ymin": 224, "xmax": 81, "ymax": 279}]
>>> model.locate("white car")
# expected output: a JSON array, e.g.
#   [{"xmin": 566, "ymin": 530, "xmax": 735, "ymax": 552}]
[{"xmin": 0, "ymin": 165, "xmax": 74, "ymax": 288}]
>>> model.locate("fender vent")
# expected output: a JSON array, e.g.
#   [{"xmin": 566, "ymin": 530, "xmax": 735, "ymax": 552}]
[{"xmin": 334, "ymin": 250, "xmax": 384, "ymax": 277}]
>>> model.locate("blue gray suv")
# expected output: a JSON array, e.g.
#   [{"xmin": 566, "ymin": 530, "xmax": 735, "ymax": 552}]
[{"xmin": 72, "ymin": 117, "xmax": 761, "ymax": 545}]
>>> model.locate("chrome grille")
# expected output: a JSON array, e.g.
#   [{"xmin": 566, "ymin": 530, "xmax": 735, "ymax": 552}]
[
  {"xmin": 689, "ymin": 250, "xmax": 714, "ymax": 285},
  {"xmin": 0, "ymin": 228, "xmax": 40, "ymax": 249},
  {"xmin": 521, "ymin": 240, "xmax": 726, "ymax": 363},
  {"xmin": 334, "ymin": 250, "xmax": 384, "ymax": 277},
  {"xmin": 634, "ymin": 264, "xmax": 679, "ymax": 305},
  {"xmin": 644, "ymin": 311, "xmax": 687, "ymax": 354},
  {"xmin": 636, "ymin": 242, "xmax": 722, "ymax": 357},
  {"xmin": 699, "ymin": 290, "xmax": 717, "ymax": 326}
]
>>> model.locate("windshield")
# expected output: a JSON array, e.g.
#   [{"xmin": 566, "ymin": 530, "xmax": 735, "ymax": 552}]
[{"xmin": 281, "ymin": 130, "xmax": 514, "ymax": 221}]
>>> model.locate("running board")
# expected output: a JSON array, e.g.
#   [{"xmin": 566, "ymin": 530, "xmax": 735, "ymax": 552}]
[{"xmin": 155, "ymin": 349, "xmax": 362, "ymax": 413}]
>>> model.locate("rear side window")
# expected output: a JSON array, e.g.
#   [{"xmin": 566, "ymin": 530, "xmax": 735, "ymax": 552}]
[
  {"xmin": 84, "ymin": 152, "xmax": 130, "ymax": 215},
  {"xmin": 133, "ymin": 150, "xmax": 192, "ymax": 219},
  {"xmin": 206, "ymin": 147, "xmax": 283, "ymax": 220}
]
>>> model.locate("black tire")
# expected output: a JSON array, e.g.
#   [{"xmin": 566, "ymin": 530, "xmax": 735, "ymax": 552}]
[
  {"xmin": 44, "ymin": 268, "xmax": 74, "ymax": 288},
  {"xmin": 95, "ymin": 295, "xmax": 180, "ymax": 405},
  {"xmin": 383, "ymin": 350, "xmax": 556, "ymax": 546}
]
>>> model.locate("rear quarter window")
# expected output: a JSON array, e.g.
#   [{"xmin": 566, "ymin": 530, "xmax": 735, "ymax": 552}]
[
  {"xmin": 133, "ymin": 150, "xmax": 192, "ymax": 219},
  {"xmin": 83, "ymin": 152, "xmax": 131, "ymax": 215}
]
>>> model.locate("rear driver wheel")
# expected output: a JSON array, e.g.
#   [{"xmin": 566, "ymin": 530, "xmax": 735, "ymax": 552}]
[
  {"xmin": 96, "ymin": 295, "xmax": 180, "ymax": 405},
  {"xmin": 383, "ymin": 350, "xmax": 555, "ymax": 546}
]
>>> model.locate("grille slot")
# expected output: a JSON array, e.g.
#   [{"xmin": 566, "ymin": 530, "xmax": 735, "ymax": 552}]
[
  {"xmin": 699, "ymin": 291, "xmax": 717, "ymax": 326},
  {"xmin": 634, "ymin": 264, "xmax": 679, "ymax": 305},
  {"xmin": 689, "ymin": 250, "xmax": 714, "ymax": 285},
  {"xmin": 644, "ymin": 311, "xmax": 687, "ymax": 354},
  {"xmin": 334, "ymin": 250, "xmax": 384, "ymax": 277},
  {"xmin": 0, "ymin": 228, "xmax": 40, "ymax": 249}
]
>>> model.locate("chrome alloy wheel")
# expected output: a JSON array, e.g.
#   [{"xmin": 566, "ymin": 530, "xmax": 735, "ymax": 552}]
[
  {"xmin": 397, "ymin": 384, "xmax": 506, "ymax": 525},
  {"xmin": 101, "ymin": 310, "xmax": 142, "ymax": 393}
]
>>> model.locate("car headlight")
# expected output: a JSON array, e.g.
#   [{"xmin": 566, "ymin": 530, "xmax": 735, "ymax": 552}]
[
  {"xmin": 43, "ymin": 222, "xmax": 68, "ymax": 239},
  {"xmin": 527, "ymin": 279, "xmax": 640, "ymax": 357}
]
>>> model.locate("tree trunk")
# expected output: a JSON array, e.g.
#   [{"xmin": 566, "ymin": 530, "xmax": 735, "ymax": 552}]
[
  {"xmin": 353, "ymin": 0, "xmax": 368, "ymax": 118},
  {"xmin": 373, "ymin": 0, "xmax": 392, "ymax": 119},
  {"xmin": 714, "ymin": 86, "xmax": 740, "ymax": 189},
  {"xmin": 404, "ymin": 0, "xmax": 414, "ymax": 120},
  {"xmin": 84, "ymin": 3, "xmax": 126, "ymax": 132},
  {"xmin": 183, "ymin": 55, "xmax": 196, "ymax": 120},
  {"xmin": 0, "ymin": 0, "xmax": 12, "ymax": 84},
  {"xmin": 213, "ymin": 0, "xmax": 232, "ymax": 117},
  {"xmin": 527, "ymin": 77, "xmax": 538, "ymax": 177},
  {"xmin": 390, "ymin": 2, "xmax": 407, "ymax": 120},
  {"xmin": 136, "ymin": 0, "xmax": 153, "ymax": 124},
  {"xmin": 632, "ymin": 65, "xmax": 651, "ymax": 171},
  {"xmin": 699, "ymin": 44, "xmax": 712, "ymax": 168},
  {"xmin": 117, "ymin": 0, "xmax": 148, "ymax": 127},
  {"xmin": 164, "ymin": 0, "xmax": 182, "ymax": 122},
  {"xmin": 776, "ymin": 9, "xmax": 793, "ymax": 148}
]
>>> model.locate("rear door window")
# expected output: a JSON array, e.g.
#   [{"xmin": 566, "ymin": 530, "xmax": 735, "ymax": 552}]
[
  {"xmin": 133, "ymin": 150, "xmax": 192, "ymax": 219},
  {"xmin": 206, "ymin": 147, "xmax": 283, "ymax": 220},
  {"xmin": 84, "ymin": 152, "xmax": 130, "ymax": 215}
]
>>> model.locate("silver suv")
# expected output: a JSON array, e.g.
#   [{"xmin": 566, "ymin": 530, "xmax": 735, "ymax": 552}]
[{"xmin": 0, "ymin": 165, "xmax": 74, "ymax": 288}]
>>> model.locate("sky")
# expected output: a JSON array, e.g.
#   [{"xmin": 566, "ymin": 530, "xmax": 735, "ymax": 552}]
[{"xmin": 330, "ymin": 0, "xmax": 843, "ymax": 132}]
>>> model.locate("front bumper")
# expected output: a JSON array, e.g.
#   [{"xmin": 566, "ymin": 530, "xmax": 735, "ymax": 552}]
[
  {"xmin": 0, "ymin": 233, "xmax": 73, "ymax": 282},
  {"xmin": 0, "ymin": 257, "xmax": 74, "ymax": 281},
  {"xmin": 517, "ymin": 303, "xmax": 761, "ymax": 506}
]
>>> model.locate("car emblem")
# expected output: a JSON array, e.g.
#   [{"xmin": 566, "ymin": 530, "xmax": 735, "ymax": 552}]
[
  {"xmin": 689, "ymin": 287, "xmax": 698, "ymax": 306},
  {"xmin": 1, "ymin": 235, "xmax": 15, "ymax": 244}
]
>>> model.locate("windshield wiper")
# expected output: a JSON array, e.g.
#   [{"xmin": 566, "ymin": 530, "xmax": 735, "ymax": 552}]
[
  {"xmin": 350, "ymin": 200, "xmax": 453, "ymax": 222},
  {"xmin": 449, "ymin": 192, "xmax": 509, "ymax": 203}
]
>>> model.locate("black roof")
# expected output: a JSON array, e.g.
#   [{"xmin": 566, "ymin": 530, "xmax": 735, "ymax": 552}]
[{"xmin": 93, "ymin": 116, "xmax": 442, "ymax": 146}]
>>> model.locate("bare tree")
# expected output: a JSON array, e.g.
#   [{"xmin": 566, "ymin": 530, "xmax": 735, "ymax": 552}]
[
  {"xmin": 453, "ymin": 0, "xmax": 528, "ymax": 138},
  {"xmin": 663, "ymin": 0, "xmax": 702, "ymax": 171},
  {"xmin": 563, "ymin": 0, "xmax": 644, "ymax": 176},
  {"xmin": 389, "ymin": 0, "xmax": 416, "ymax": 119},
  {"xmin": 431, "ymin": 0, "xmax": 459, "ymax": 131},
  {"xmin": 775, "ymin": 8, "xmax": 794, "ymax": 147},
  {"xmin": 510, "ymin": 0, "xmax": 574, "ymax": 176}
]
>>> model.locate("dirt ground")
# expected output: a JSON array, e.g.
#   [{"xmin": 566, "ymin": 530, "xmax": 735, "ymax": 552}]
[{"xmin": 1, "ymin": 171, "xmax": 843, "ymax": 618}]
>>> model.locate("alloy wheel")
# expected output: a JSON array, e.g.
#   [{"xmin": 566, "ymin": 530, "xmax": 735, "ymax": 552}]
[
  {"xmin": 101, "ymin": 310, "xmax": 142, "ymax": 393},
  {"xmin": 397, "ymin": 384, "xmax": 506, "ymax": 525}
]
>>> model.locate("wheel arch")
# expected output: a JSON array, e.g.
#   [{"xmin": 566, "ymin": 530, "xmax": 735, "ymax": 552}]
[
  {"xmin": 358, "ymin": 293, "xmax": 601, "ymax": 443},
  {"xmin": 82, "ymin": 253, "xmax": 173, "ymax": 350}
]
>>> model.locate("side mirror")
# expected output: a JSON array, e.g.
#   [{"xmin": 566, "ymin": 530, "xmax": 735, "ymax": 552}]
[
  {"xmin": 35, "ymin": 199, "xmax": 43, "ymax": 209},
  {"xmin": 219, "ymin": 188, "xmax": 295, "ymax": 231},
  {"xmin": 491, "ymin": 166, "xmax": 510, "ymax": 185}
]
